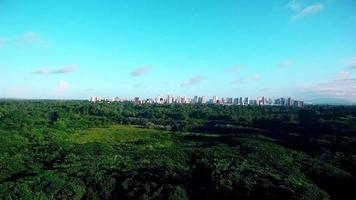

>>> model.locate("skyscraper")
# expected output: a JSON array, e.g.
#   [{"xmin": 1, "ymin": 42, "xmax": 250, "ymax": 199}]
[
  {"xmin": 202, "ymin": 96, "xmax": 208, "ymax": 104},
  {"xmin": 234, "ymin": 98, "xmax": 239, "ymax": 105},
  {"xmin": 227, "ymin": 97, "xmax": 233, "ymax": 104},
  {"xmin": 244, "ymin": 97, "xmax": 249, "ymax": 105},
  {"xmin": 193, "ymin": 96, "xmax": 199, "ymax": 104},
  {"xmin": 167, "ymin": 95, "xmax": 173, "ymax": 104},
  {"xmin": 213, "ymin": 96, "xmax": 218, "ymax": 104}
]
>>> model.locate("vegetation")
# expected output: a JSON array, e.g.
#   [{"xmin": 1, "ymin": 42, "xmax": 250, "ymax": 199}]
[{"xmin": 0, "ymin": 100, "xmax": 355, "ymax": 199}]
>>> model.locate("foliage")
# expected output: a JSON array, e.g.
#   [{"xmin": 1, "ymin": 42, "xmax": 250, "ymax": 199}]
[{"xmin": 0, "ymin": 100, "xmax": 355, "ymax": 199}]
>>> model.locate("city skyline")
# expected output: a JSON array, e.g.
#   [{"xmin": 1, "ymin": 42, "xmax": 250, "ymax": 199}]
[
  {"xmin": 88, "ymin": 94, "xmax": 305, "ymax": 107},
  {"xmin": 0, "ymin": 0, "xmax": 356, "ymax": 103}
]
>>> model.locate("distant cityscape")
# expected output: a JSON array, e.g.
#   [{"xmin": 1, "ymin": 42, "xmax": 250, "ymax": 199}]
[{"xmin": 89, "ymin": 95, "xmax": 304, "ymax": 107}]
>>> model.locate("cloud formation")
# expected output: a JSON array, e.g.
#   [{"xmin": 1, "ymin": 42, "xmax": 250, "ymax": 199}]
[
  {"xmin": 230, "ymin": 74, "xmax": 261, "ymax": 84},
  {"xmin": 18, "ymin": 32, "xmax": 41, "ymax": 45},
  {"xmin": 180, "ymin": 76, "xmax": 204, "ymax": 87},
  {"xmin": 224, "ymin": 65, "xmax": 242, "ymax": 73},
  {"xmin": 292, "ymin": 4, "xmax": 324, "ymax": 20},
  {"xmin": 278, "ymin": 60, "xmax": 293, "ymax": 68},
  {"xmin": 336, "ymin": 70, "xmax": 351, "ymax": 80},
  {"xmin": 55, "ymin": 81, "xmax": 71, "ymax": 95},
  {"xmin": 34, "ymin": 64, "xmax": 78, "ymax": 75},
  {"xmin": 250, "ymin": 74, "xmax": 261, "ymax": 81},
  {"xmin": 0, "ymin": 32, "xmax": 50, "ymax": 48},
  {"xmin": 131, "ymin": 67, "xmax": 152, "ymax": 77},
  {"xmin": 347, "ymin": 57, "xmax": 356, "ymax": 69},
  {"xmin": 287, "ymin": 0, "xmax": 301, "ymax": 11},
  {"xmin": 16, "ymin": 32, "xmax": 50, "ymax": 48},
  {"xmin": 230, "ymin": 78, "xmax": 245, "ymax": 85},
  {"xmin": 300, "ymin": 69, "xmax": 356, "ymax": 101}
]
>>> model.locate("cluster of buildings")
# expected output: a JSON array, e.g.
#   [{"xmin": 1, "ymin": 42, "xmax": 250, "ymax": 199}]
[{"xmin": 89, "ymin": 95, "xmax": 304, "ymax": 107}]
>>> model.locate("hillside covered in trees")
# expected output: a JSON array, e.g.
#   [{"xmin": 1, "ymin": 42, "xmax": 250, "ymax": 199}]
[{"xmin": 0, "ymin": 100, "xmax": 355, "ymax": 200}]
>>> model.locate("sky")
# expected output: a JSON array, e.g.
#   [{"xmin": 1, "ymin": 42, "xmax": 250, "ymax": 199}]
[{"xmin": 0, "ymin": 0, "xmax": 356, "ymax": 102}]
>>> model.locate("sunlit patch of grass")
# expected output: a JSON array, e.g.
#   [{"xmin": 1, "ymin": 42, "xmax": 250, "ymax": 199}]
[{"xmin": 68, "ymin": 125, "xmax": 176, "ymax": 149}]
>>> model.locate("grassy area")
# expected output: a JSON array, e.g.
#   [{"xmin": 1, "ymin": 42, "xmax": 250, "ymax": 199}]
[{"xmin": 68, "ymin": 125, "xmax": 177, "ymax": 149}]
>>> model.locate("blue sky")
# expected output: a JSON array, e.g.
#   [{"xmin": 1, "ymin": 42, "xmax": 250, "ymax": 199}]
[{"xmin": 0, "ymin": 0, "xmax": 355, "ymax": 101}]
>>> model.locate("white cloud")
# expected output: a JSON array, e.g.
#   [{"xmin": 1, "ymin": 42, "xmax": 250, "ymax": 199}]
[
  {"xmin": 347, "ymin": 57, "xmax": 356, "ymax": 69},
  {"xmin": 53, "ymin": 64, "xmax": 78, "ymax": 74},
  {"xmin": 34, "ymin": 64, "xmax": 78, "ymax": 75},
  {"xmin": 224, "ymin": 65, "xmax": 242, "ymax": 73},
  {"xmin": 250, "ymin": 74, "xmax": 261, "ymax": 81},
  {"xmin": 292, "ymin": 4, "xmax": 324, "ymax": 20},
  {"xmin": 278, "ymin": 60, "xmax": 293, "ymax": 68},
  {"xmin": 13, "ymin": 31, "xmax": 50, "ymax": 48},
  {"xmin": 131, "ymin": 67, "xmax": 152, "ymax": 77},
  {"xmin": 231, "ymin": 74, "xmax": 261, "ymax": 84},
  {"xmin": 180, "ymin": 76, "xmax": 204, "ymax": 87},
  {"xmin": 336, "ymin": 70, "xmax": 351, "ymax": 80},
  {"xmin": 287, "ymin": 0, "xmax": 301, "ymax": 11},
  {"xmin": 0, "ymin": 32, "xmax": 50, "ymax": 48},
  {"xmin": 230, "ymin": 78, "xmax": 245, "ymax": 84},
  {"xmin": 55, "ymin": 81, "xmax": 71, "ymax": 95},
  {"xmin": 18, "ymin": 32, "xmax": 41, "ymax": 45},
  {"xmin": 302, "ymin": 78, "xmax": 356, "ymax": 100},
  {"xmin": 34, "ymin": 68, "xmax": 51, "ymax": 75}
]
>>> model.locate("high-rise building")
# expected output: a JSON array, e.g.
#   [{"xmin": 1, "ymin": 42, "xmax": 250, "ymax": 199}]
[
  {"xmin": 181, "ymin": 96, "xmax": 188, "ymax": 104},
  {"xmin": 258, "ymin": 97, "xmax": 266, "ymax": 105},
  {"xmin": 244, "ymin": 97, "xmax": 249, "ymax": 105},
  {"xmin": 213, "ymin": 96, "xmax": 218, "ymax": 104},
  {"xmin": 249, "ymin": 99, "xmax": 257, "ymax": 105},
  {"xmin": 155, "ymin": 96, "xmax": 161, "ymax": 104},
  {"xmin": 294, "ymin": 100, "xmax": 304, "ymax": 108},
  {"xmin": 193, "ymin": 96, "xmax": 199, "ymax": 104},
  {"xmin": 174, "ymin": 96, "xmax": 181, "ymax": 104},
  {"xmin": 287, "ymin": 98, "xmax": 294, "ymax": 107},
  {"xmin": 167, "ymin": 95, "xmax": 173, "ymax": 104},
  {"xmin": 134, "ymin": 97, "xmax": 140, "ymax": 104},
  {"xmin": 90, "ymin": 96, "xmax": 102, "ymax": 102},
  {"xmin": 281, "ymin": 98, "xmax": 286, "ymax": 106},
  {"xmin": 221, "ymin": 98, "xmax": 226, "ymax": 104},
  {"xmin": 202, "ymin": 96, "xmax": 208, "ymax": 104},
  {"xmin": 226, "ymin": 97, "xmax": 233, "ymax": 104}
]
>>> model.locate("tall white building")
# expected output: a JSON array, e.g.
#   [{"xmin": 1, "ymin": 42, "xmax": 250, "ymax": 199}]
[
  {"xmin": 213, "ymin": 96, "xmax": 218, "ymax": 104},
  {"xmin": 155, "ymin": 95, "xmax": 161, "ymax": 104},
  {"xmin": 167, "ymin": 95, "xmax": 173, "ymax": 104},
  {"xmin": 90, "ymin": 96, "xmax": 101, "ymax": 102},
  {"xmin": 202, "ymin": 96, "xmax": 208, "ymax": 104}
]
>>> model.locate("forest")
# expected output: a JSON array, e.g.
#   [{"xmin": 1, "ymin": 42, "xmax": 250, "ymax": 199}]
[{"xmin": 0, "ymin": 100, "xmax": 355, "ymax": 200}]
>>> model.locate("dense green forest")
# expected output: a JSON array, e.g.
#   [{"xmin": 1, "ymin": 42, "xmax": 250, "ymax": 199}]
[{"xmin": 0, "ymin": 100, "xmax": 355, "ymax": 200}]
